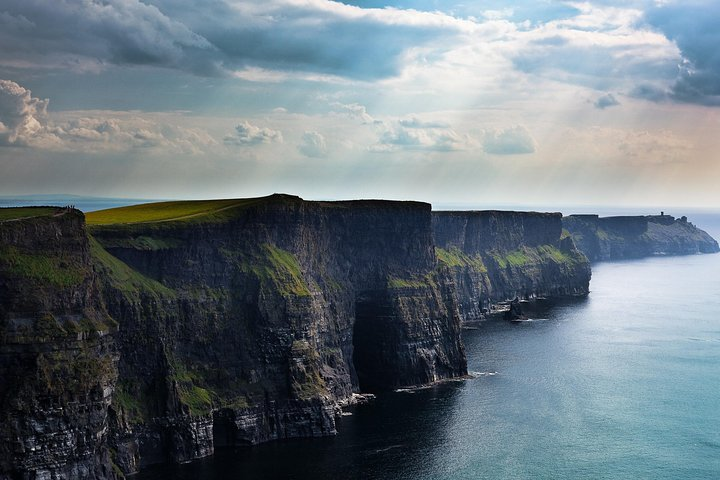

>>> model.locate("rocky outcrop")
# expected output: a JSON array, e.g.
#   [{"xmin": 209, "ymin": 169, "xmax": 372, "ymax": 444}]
[
  {"xmin": 88, "ymin": 195, "xmax": 466, "ymax": 474},
  {"xmin": 563, "ymin": 214, "xmax": 720, "ymax": 261},
  {"xmin": 0, "ymin": 209, "xmax": 119, "ymax": 480},
  {"xmin": 432, "ymin": 211, "xmax": 591, "ymax": 323}
]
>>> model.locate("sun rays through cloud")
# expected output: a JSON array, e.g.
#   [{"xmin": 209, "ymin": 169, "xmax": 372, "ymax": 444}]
[{"xmin": 0, "ymin": 0, "xmax": 718, "ymax": 207}]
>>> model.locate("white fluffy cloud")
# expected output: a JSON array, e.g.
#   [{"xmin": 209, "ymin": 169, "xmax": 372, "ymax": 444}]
[
  {"xmin": 0, "ymin": 79, "xmax": 50, "ymax": 146},
  {"xmin": 0, "ymin": 79, "xmax": 217, "ymax": 153},
  {"xmin": 224, "ymin": 121, "xmax": 283, "ymax": 146},
  {"xmin": 331, "ymin": 103, "xmax": 375, "ymax": 123},
  {"xmin": 371, "ymin": 120, "xmax": 471, "ymax": 152},
  {"xmin": 298, "ymin": 131, "xmax": 328, "ymax": 158},
  {"xmin": 483, "ymin": 126, "xmax": 536, "ymax": 155}
]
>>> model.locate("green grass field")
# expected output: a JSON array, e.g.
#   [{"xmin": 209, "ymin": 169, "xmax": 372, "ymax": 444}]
[
  {"xmin": 0, "ymin": 207, "xmax": 58, "ymax": 222},
  {"xmin": 86, "ymin": 197, "xmax": 267, "ymax": 225}
]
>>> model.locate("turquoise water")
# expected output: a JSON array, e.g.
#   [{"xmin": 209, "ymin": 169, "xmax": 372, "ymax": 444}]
[{"xmin": 139, "ymin": 247, "xmax": 720, "ymax": 479}]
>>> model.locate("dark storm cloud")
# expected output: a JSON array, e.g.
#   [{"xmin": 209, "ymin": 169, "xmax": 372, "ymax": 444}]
[
  {"xmin": 513, "ymin": 44, "xmax": 677, "ymax": 92},
  {"xmin": 0, "ymin": 0, "xmax": 463, "ymax": 81},
  {"xmin": 644, "ymin": 2, "xmax": 720, "ymax": 105},
  {"xmin": 149, "ymin": 0, "xmax": 465, "ymax": 80},
  {"xmin": 0, "ymin": 0, "xmax": 219, "ymax": 74}
]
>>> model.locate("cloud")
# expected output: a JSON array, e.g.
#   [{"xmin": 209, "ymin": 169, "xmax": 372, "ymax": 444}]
[
  {"xmin": 298, "ymin": 131, "xmax": 328, "ymax": 158},
  {"xmin": 594, "ymin": 93, "xmax": 621, "ymax": 109},
  {"xmin": 0, "ymin": 0, "xmax": 467, "ymax": 81},
  {"xmin": 224, "ymin": 121, "xmax": 283, "ymax": 146},
  {"xmin": 644, "ymin": 2, "xmax": 720, "ymax": 105},
  {"xmin": 629, "ymin": 83, "xmax": 670, "ymax": 102},
  {"xmin": 330, "ymin": 102, "xmax": 375, "ymax": 123},
  {"xmin": 0, "ymin": 79, "xmax": 50, "ymax": 146},
  {"xmin": 510, "ymin": 3, "xmax": 678, "ymax": 91},
  {"xmin": 371, "ymin": 121, "xmax": 470, "ymax": 152},
  {"xmin": 483, "ymin": 126, "xmax": 536, "ymax": 155},
  {"xmin": 54, "ymin": 116, "xmax": 217, "ymax": 153},
  {"xmin": 0, "ymin": 0, "xmax": 218, "ymax": 75},
  {"xmin": 0, "ymin": 79, "xmax": 218, "ymax": 153},
  {"xmin": 398, "ymin": 117, "xmax": 451, "ymax": 128}
]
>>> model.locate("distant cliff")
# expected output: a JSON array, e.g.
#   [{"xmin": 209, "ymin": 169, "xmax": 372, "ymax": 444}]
[
  {"xmin": 432, "ymin": 211, "xmax": 591, "ymax": 323},
  {"xmin": 563, "ymin": 214, "xmax": 719, "ymax": 261}
]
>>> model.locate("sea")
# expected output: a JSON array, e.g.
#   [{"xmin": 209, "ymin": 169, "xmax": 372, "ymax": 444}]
[{"xmin": 4, "ymin": 196, "xmax": 719, "ymax": 479}]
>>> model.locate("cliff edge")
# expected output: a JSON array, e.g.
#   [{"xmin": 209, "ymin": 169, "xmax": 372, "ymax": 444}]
[
  {"xmin": 432, "ymin": 211, "xmax": 591, "ymax": 323},
  {"xmin": 0, "ymin": 208, "xmax": 118, "ymax": 480},
  {"xmin": 563, "ymin": 214, "xmax": 719, "ymax": 261},
  {"xmin": 83, "ymin": 195, "xmax": 467, "ymax": 474}
]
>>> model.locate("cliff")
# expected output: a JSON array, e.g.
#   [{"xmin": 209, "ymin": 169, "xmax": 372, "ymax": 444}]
[
  {"xmin": 432, "ymin": 211, "xmax": 591, "ymax": 323},
  {"xmin": 13, "ymin": 199, "xmax": 706, "ymax": 477},
  {"xmin": 0, "ymin": 208, "xmax": 118, "ymax": 480},
  {"xmin": 0, "ymin": 196, "xmax": 467, "ymax": 477},
  {"xmin": 563, "ymin": 214, "xmax": 720, "ymax": 261}
]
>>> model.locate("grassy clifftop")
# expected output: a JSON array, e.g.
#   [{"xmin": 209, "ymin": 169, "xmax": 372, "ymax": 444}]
[
  {"xmin": 0, "ymin": 207, "xmax": 60, "ymax": 222},
  {"xmin": 85, "ymin": 196, "xmax": 280, "ymax": 225}
]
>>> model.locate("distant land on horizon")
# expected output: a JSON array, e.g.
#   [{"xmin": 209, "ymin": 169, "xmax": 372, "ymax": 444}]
[{"xmin": 1, "ymin": 193, "xmax": 719, "ymax": 218}]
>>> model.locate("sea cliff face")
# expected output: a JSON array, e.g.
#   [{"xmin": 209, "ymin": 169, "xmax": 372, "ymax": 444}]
[
  {"xmin": 432, "ymin": 211, "xmax": 591, "ymax": 323},
  {"xmin": 563, "ymin": 214, "xmax": 720, "ymax": 261},
  {"xmin": 0, "ymin": 210, "xmax": 118, "ymax": 480},
  {"xmin": 8, "ymin": 199, "xmax": 708, "ymax": 478},
  {"xmin": 85, "ymin": 195, "xmax": 466, "ymax": 474}
]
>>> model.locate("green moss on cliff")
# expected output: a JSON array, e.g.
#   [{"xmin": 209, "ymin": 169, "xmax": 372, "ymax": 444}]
[
  {"xmin": 290, "ymin": 340, "xmax": 328, "ymax": 400},
  {"xmin": 36, "ymin": 348, "xmax": 115, "ymax": 398},
  {"xmin": 242, "ymin": 244, "xmax": 311, "ymax": 297},
  {"xmin": 536, "ymin": 245, "xmax": 578, "ymax": 265},
  {"xmin": 97, "ymin": 235, "xmax": 184, "ymax": 251},
  {"xmin": 435, "ymin": 247, "xmax": 487, "ymax": 272},
  {"xmin": 387, "ymin": 277, "xmax": 428, "ymax": 289},
  {"xmin": 488, "ymin": 245, "xmax": 584, "ymax": 271},
  {"xmin": 169, "ymin": 360, "xmax": 217, "ymax": 416},
  {"xmin": 505, "ymin": 250, "xmax": 531, "ymax": 266},
  {"xmin": 0, "ymin": 246, "xmax": 86, "ymax": 287},
  {"xmin": 89, "ymin": 237, "xmax": 175, "ymax": 298},
  {"xmin": 113, "ymin": 381, "xmax": 150, "ymax": 423},
  {"xmin": 36, "ymin": 313, "xmax": 68, "ymax": 338},
  {"xmin": 179, "ymin": 385, "xmax": 214, "ymax": 416}
]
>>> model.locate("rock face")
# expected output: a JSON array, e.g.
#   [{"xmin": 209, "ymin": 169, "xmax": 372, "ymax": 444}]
[
  {"xmin": 87, "ymin": 195, "xmax": 466, "ymax": 474},
  {"xmin": 563, "ymin": 214, "xmax": 720, "ymax": 262},
  {"xmin": 12, "ymin": 199, "xmax": 713, "ymax": 477},
  {"xmin": 432, "ymin": 211, "xmax": 591, "ymax": 323},
  {"xmin": 0, "ymin": 210, "xmax": 119, "ymax": 480}
]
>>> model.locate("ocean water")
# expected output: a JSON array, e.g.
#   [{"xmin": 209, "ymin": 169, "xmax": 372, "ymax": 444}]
[{"xmin": 138, "ymin": 227, "xmax": 720, "ymax": 479}]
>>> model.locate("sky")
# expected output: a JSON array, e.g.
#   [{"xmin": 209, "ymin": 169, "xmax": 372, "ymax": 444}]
[{"xmin": 0, "ymin": 0, "xmax": 719, "ymax": 208}]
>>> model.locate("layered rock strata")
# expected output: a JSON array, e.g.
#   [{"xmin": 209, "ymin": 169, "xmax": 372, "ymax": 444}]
[
  {"xmin": 432, "ymin": 211, "xmax": 591, "ymax": 323},
  {"xmin": 0, "ymin": 210, "xmax": 119, "ymax": 480},
  {"xmin": 0, "ymin": 196, "xmax": 467, "ymax": 477}
]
